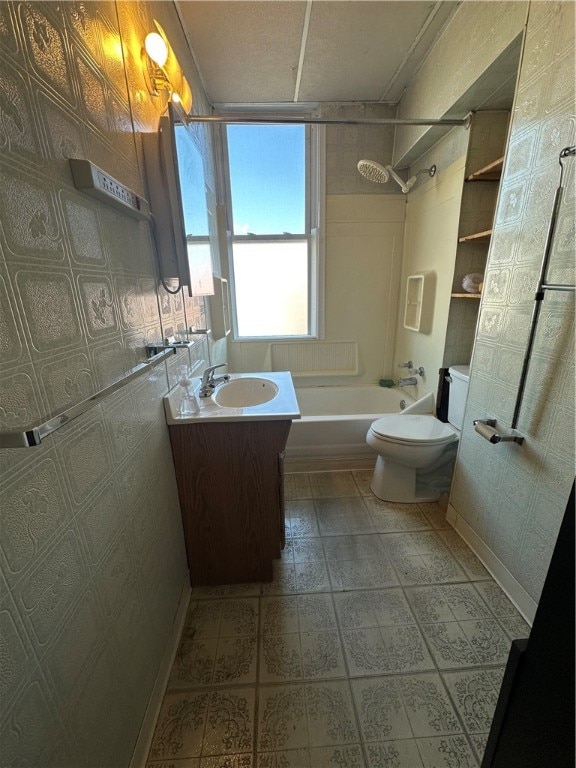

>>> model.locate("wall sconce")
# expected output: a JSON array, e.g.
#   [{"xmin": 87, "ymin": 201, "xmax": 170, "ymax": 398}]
[{"xmin": 143, "ymin": 21, "xmax": 193, "ymax": 114}]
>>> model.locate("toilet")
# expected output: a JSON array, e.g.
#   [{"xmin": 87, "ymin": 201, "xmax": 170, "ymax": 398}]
[{"xmin": 366, "ymin": 367, "xmax": 470, "ymax": 503}]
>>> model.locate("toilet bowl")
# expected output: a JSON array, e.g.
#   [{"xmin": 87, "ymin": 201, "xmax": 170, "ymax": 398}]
[{"xmin": 366, "ymin": 370, "xmax": 470, "ymax": 503}]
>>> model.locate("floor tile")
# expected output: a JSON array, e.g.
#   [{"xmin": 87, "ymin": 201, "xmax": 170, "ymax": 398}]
[
  {"xmin": 364, "ymin": 497, "xmax": 432, "ymax": 532},
  {"xmin": 442, "ymin": 669, "xmax": 501, "ymax": 733},
  {"xmin": 260, "ymin": 634, "xmax": 302, "ymax": 682},
  {"xmin": 258, "ymin": 685, "xmax": 308, "ymax": 751},
  {"xmin": 148, "ymin": 690, "xmax": 210, "ymax": 760},
  {"xmin": 328, "ymin": 556, "xmax": 398, "ymax": 591},
  {"xmin": 301, "ymin": 631, "xmax": 347, "ymax": 679},
  {"xmin": 285, "ymin": 473, "xmax": 312, "ymax": 500},
  {"xmin": 290, "ymin": 537, "xmax": 325, "ymax": 563},
  {"xmin": 297, "ymin": 593, "xmax": 337, "ymax": 632},
  {"xmin": 304, "ymin": 680, "xmax": 360, "ymax": 746},
  {"xmin": 309, "ymin": 471, "xmax": 360, "ymax": 498},
  {"xmin": 396, "ymin": 673, "xmax": 462, "ymax": 737},
  {"xmin": 201, "ymin": 688, "xmax": 255, "ymax": 756},
  {"xmin": 352, "ymin": 677, "xmax": 413, "ymax": 742},
  {"xmin": 333, "ymin": 588, "xmax": 414, "ymax": 630},
  {"xmin": 416, "ymin": 735, "xmax": 479, "ymax": 767},
  {"xmin": 473, "ymin": 581, "xmax": 521, "ymax": 617},
  {"xmin": 418, "ymin": 502, "xmax": 451, "ymax": 530},
  {"xmin": 405, "ymin": 584, "xmax": 491, "ymax": 624},
  {"xmin": 309, "ymin": 744, "xmax": 366, "ymax": 767},
  {"xmin": 294, "ymin": 561, "xmax": 331, "ymax": 592},
  {"xmin": 352, "ymin": 470, "xmax": 374, "ymax": 496},
  {"xmin": 392, "ymin": 553, "xmax": 467, "ymax": 586},
  {"xmin": 148, "ymin": 470, "xmax": 522, "ymax": 766},
  {"xmin": 322, "ymin": 533, "xmax": 387, "ymax": 561},
  {"xmin": 286, "ymin": 500, "xmax": 320, "ymax": 538},
  {"xmin": 261, "ymin": 596, "xmax": 299, "ymax": 635},
  {"xmin": 316, "ymin": 498, "xmax": 374, "ymax": 535},
  {"xmin": 381, "ymin": 531, "xmax": 450, "ymax": 558},
  {"xmin": 366, "ymin": 740, "xmax": 424, "ymax": 767}
]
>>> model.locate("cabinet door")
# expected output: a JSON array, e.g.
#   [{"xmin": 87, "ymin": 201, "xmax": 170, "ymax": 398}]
[{"xmin": 278, "ymin": 450, "xmax": 286, "ymax": 550}]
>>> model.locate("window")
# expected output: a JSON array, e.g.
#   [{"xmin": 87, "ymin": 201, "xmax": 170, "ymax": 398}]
[{"xmin": 223, "ymin": 123, "xmax": 324, "ymax": 339}]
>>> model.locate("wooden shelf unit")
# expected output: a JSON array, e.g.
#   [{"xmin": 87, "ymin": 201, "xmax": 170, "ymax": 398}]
[
  {"xmin": 458, "ymin": 229, "xmax": 492, "ymax": 243},
  {"xmin": 466, "ymin": 156, "xmax": 504, "ymax": 182}
]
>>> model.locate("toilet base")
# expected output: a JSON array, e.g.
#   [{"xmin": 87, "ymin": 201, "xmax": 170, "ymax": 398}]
[{"xmin": 370, "ymin": 455, "xmax": 443, "ymax": 504}]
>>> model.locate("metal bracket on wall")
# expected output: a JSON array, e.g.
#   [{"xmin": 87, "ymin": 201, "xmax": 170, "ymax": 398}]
[
  {"xmin": 0, "ymin": 346, "xmax": 177, "ymax": 449},
  {"xmin": 511, "ymin": 146, "xmax": 575, "ymax": 430}
]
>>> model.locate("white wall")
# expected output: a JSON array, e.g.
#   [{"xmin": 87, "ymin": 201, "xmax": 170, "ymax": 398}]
[{"xmin": 393, "ymin": 157, "xmax": 467, "ymax": 400}]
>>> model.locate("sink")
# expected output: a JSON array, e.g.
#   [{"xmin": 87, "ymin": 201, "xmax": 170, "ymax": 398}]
[{"xmin": 213, "ymin": 377, "xmax": 279, "ymax": 408}]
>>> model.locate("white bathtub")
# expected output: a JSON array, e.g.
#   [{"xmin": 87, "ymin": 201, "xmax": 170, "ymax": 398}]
[{"xmin": 286, "ymin": 385, "xmax": 413, "ymax": 464}]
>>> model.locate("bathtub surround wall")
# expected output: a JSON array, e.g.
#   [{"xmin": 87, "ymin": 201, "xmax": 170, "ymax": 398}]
[
  {"xmin": 393, "ymin": 151, "xmax": 467, "ymax": 401},
  {"xmin": 0, "ymin": 2, "xmax": 215, "ymax": 765}
]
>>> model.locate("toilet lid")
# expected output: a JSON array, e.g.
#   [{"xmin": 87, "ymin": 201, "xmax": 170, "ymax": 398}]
[{"xmin": 371, "ymin": 414, "xmax": 457, "ymax": 444}]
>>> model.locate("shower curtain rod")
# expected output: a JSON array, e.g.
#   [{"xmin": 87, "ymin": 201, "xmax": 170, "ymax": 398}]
[{"xmin": 184, "ymin": 114, "xmax": 472, "ymax": 128}]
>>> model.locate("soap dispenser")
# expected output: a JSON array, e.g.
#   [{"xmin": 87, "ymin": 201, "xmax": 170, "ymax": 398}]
[{"xmin": 178, "ymin": 367, "xmax": 199, "ymax": 417}]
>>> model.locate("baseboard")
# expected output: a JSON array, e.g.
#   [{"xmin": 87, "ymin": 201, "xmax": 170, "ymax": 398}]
[
  {"xmin": 130, "ymin": 574, "xmax": 191, "ymax": 768},
  {"xmin": 447, "ymin": 504, "xmax": 537, "ymax": 624},
  {"xmin": 285, "ymin": 456, "xmax": 376, "ymax": 473}
]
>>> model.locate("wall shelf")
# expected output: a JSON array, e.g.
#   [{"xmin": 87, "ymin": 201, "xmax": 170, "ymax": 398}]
[
  {"xmin": 466, "ymin": 156, "xmax": 504, "ymax": 182},
  {"xmin": 458, "ymin": 229, "xmax": 492, "ymax": 243},
  {"xmin": 451, "ymin": 292, "xmax": 482, "ymax": 299}
]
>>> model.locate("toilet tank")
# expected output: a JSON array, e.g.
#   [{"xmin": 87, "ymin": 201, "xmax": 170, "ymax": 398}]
[{"xmin": 448, "ymin": 365, "xmax": 470, "ymax": 431}]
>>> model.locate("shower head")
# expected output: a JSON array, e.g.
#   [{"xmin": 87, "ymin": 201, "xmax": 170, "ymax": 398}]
[
  {"xmin": 357, "ymin": 160, "xmax": 410, "ymax": 192},
  {"xmin": 357, "ymin": 160, "xmax": 437, "ymax": 193}
]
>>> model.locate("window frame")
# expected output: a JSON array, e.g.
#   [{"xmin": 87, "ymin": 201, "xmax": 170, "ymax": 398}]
[{"xmin": 219, "ymin": 121, "xmax": 325, "ymax": 341}]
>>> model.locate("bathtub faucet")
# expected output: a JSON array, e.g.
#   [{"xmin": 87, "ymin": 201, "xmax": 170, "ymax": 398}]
[{"xmin": 398, "ymin": 376, "xmax": 418, "ymax": 387}]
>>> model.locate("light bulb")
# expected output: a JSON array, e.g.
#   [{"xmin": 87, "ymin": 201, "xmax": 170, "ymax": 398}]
[{"xmin": 144, "ymin": 32, "xmax": 168, "ymax": 67}]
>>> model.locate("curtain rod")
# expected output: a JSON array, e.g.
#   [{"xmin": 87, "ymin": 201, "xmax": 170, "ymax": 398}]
[{"xmin": 184, "ymin": 113, "xmax": 472, "ymax": 128}]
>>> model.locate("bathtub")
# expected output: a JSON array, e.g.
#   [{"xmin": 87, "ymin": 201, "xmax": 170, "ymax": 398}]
[{"xmin": 285, "ymin": 385, "xmax": 413, "ymax": 464}]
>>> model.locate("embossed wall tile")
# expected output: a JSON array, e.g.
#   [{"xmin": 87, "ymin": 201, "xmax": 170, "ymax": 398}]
[
  {"xmin": 476, "ymin": 306, "xmax": 504, "ymax": 341},
  {"xmin": 96, "ymin": 533, "xmax": 135, "ymax": 618},
  {"xmin": 103, "ymin": 387, "xmax": 140, "ymax": 464},
  {"xmin": 75, "ymin": 49, "xmax": 110, "ymax": 134},
  {"xmin": 0, "ymin": 592, "xmax": 35, "ymax": 720},
  {"xmin": 36, "ymin": 89, "xmax": 86, "ymax": 163},
  {"xmin": 504, "ymin": 128, "xmax": 538, "ymax": 180},
  {"xmin": 77, "ymin": 482, "xmax": 127, "ymax": 566},
  {"xmin": 61, "ymin": 190, "xmax": 107, "ymax": 267},
  {"xmin": 42, "ymin": 588, "xmax": 104, "ymax": 708},
  {"xmin": 90, "ymin": 337, "xmax": 130, "ymax": 388},
  {"xmin": 38, "ymin": 349, "xmax": 96, "ymax": 415},
  {"xmin": 19, "ymin": 2, "xmax": 77, "ymax": 108},
  {"xmin": 58, "ymin": 417, "xmax": 111, "ymax": 505},
  {"xmin": 483, "ymin": 267, "xmax": 510, "ymax": 305},
  {"xmin": 0, "ymin": 270, "xmax": 25, "ymax": 367},
  {"xmin": 0, "ymin": 452, "xmax": 73, "ymax": 585},
  {"xmin": 0, "ymin": 672, "xmax": 66, "ymax": 766},
  {"xmin": 14, "ymin": 527, "xmax": 88, "ymax": 651},
  {"xmin": 0, "ymin": 59, "xmax": 44, "ymax": 165},
  {"xmin": 14, "ymin": 268, "xmax": 85, "ymax": 356},
  {"xmin": 0, "ymin": 365, "xmax": 45, "ymax": 430},
  {"xmin": 0, "ymin": 3, "xmax": 21, "ymax": 58},
  {"xmin": 77, "ymin": 273, "xmax": 118, "ymax": 338},
  {"xmin": 0, "ymin": 163, "xmax": 65, "ymax": 262}
]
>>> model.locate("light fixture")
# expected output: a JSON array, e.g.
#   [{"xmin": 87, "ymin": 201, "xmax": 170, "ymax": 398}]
[{"xmin": 142, "ymin": 21, "xmax": 193, "ymax": 114}]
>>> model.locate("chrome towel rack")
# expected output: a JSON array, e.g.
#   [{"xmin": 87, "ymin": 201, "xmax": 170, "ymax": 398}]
[
  {"xmin": 511, "ymin": 145, "xmax": 575, "ymax": 430},
  {"xmin": 0, "ymin": 343, "xmax": 189, "ymax": 449}
]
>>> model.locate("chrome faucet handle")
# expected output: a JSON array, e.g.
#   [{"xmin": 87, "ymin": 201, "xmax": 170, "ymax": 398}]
[
  {"xmin": 398, "ymin": 361, "xmax": 413, "ymax": 369},
  {"xmin": 201, "ymin": 363, "xmax": 227, "ymax": 386},
  {"xmin": 415, "ymin": 366, "xmax": 425, "ymax": 377}
]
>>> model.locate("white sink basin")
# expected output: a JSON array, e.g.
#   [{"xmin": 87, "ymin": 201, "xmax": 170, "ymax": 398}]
[{"xmin": 213, "ymin": 377, "xmax": 279, "ymax": 408}]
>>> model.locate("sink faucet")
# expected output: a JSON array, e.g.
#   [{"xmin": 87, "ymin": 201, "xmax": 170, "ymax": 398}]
[
  {"xmin": 199, "ymin": 364, "xmax": 230, "ymax": 397},
  {"xmin": 398, "ymin": 376, "xmax": 418, "ymax": 387}
]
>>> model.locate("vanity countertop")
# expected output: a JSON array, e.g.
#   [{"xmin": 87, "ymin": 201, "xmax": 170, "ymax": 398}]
[{"xmin": 164, "ymin": 370, "xmax": 301, "ymax": 425}]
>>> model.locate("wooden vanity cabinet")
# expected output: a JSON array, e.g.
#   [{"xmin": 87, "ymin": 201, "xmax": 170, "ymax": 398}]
[{"xmin": 169, "ymin": 420, "xmax": 292, "ymax": 585}]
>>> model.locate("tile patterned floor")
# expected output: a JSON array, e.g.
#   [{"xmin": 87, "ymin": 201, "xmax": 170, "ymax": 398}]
[{"xmin": 146, "ymin": 470, "xmax": 531, "ymax": 768}]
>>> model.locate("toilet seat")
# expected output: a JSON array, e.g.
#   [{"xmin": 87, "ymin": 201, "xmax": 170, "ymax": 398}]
[{"xmin": 370, "ymin": 414, "xmax": 457, "ymax": 445}]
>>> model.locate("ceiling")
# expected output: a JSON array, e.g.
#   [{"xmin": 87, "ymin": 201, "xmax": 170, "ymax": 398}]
[{"xmin": 176, "ymin": 1, "xmax": 461, "ymax": 109}]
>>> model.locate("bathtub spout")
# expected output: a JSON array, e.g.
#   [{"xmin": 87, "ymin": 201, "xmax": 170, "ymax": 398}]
[{"xmin": 398, "ymin": 376, "xmax": 418, "ymax": 387}]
